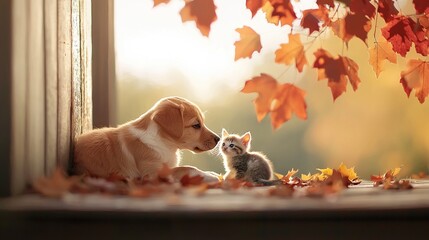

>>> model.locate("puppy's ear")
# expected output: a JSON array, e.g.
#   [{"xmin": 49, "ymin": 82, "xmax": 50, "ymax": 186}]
[
  {"xmin": 153, "ymin": 100, "xmax": 184, "ymax": 139},
  {"xmin": 222, "ymin": 128, "xmax": 229, "ymax": 137}
]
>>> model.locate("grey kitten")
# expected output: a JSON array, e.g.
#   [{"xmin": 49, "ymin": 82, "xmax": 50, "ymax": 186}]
[{"xmin": 220, "ymin": 129, "xmax": 274, "ymax": 184}]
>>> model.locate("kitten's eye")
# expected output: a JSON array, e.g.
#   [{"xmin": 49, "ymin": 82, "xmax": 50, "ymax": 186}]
[
  {"xmin": 229, "ymin": 143, "xmax": 234, "ymax": 148},
  {"xmin": 222, "ymin": 143, "xmax": 225, "ymax": 146},
  {"xmin": 192, "ymin": 123, "xmax": 201, "ymax": 129}
]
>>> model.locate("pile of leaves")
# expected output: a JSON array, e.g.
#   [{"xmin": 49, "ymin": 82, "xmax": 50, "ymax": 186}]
[
  {"xmin": 153, "ymin": 0, "xmax": 429, "ymax": 129},
  {"xmin": 33, "ymin": 163, "xmax": 414, "ymax": 200},
  {"xmin": 370, "ymin": 167, "xmax": 413, "ymax": 190}
]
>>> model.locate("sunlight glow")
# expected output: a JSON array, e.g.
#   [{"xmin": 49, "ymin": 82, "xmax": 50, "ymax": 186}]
[{"xmin": 114, "ymin": 0, "xmax": 316, "ymax": 102}]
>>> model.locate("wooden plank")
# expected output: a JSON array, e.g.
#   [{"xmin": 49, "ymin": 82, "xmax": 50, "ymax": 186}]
[
  {"xmin": 10, "ymin": 0, "xmax": 28, "ymax": 196},
  {"xmin": 0, "ymin": 0, "xmax": 12, "ymax": 197},
  {"xmin": 57, "ymin": 0, "xmax": 72, "ymax": 170},
  {"xmin": 44, "ymin": 0, "xmax": 58, "ymax": 175},
  {"xmin": 92, "ymin": 0, "xmax": 116, "ymax": 128},
  {"xmin": 26, "ymin": 0, "xmax": 45, "ymax": 183},
  {"xmin": 71, "ymin": 0, "xmax": 82, "ymax": 139},
  {"xmin": 80, "ymin": 0, "xmax": 93, "ymax": 133}
]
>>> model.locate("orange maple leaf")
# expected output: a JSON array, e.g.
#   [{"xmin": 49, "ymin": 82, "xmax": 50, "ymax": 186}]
[
  {"xmin": 301, "ymin": 7, "xmax": 330, "ymax": 34},
  {"xmin": 153, "ymin": 0, "xmax": 170, "ymax": 7},
  {"xmin": 246, "ymin": 0, "xmax": 264, "ymax": 17},
  {"xmin": 275, "ymin": 33, "xmax": 308, "ymax": 72},
  {"xmin": 180, "ymin": 0, "xmax": 217, "ymax": 37},
  {"xmin": 313, "ymin": 48, "xmax": 361, "ymax": 100},
  {"xmin": 234, "ymin": 26, "xmax": 262, "ymax": 61},
  {"xmin": 400, "ymin": 59, "xmax": 429, "ymax": 103},
  {"xmin": 369, "ymin": 41, "xmax": 397, "ymax": 77},
  {"xmin": 241, "ymin": 73, "xmax": 307, "ymax": 129},
  {"xmin": 262, "ymin": 0, "xmax": 297, "ymax": 26}
]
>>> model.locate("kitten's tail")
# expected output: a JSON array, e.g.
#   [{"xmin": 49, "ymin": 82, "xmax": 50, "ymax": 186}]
[{"xmin": 255, "ymin": 179, "xmax": 282, "ymax": 186}]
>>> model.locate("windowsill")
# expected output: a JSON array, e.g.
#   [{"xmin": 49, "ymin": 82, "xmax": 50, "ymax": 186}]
[{"xmin": 1, "ymin": 180, "xmax": 429, "ymax": 238}]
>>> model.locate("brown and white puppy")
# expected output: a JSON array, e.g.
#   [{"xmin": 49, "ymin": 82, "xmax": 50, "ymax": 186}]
[{"xmin": 74, "ymin": 96, "xmax": 220, "ymax": 181}]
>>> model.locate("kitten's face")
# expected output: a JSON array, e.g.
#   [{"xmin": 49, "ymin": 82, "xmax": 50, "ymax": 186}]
[{"xmin": 220, "ymin": 129, "xmax": 251, "ymax": 157}]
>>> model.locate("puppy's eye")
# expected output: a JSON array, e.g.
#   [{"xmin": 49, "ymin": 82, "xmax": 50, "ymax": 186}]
[
  {"xmin": 192, "ymin": 123, "xmax": 201, "ymax": 129},
  {"xmin": 229, "ymin": 143, "xmax": 234, "ymax": 148}
]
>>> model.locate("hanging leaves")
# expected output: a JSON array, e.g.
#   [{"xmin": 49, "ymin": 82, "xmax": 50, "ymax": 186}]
[
  {"xmin": 400, "ymin": 59, "xmax": 429, "ymax": 103},
  {"xmin": 153, "ymin": 0, "xmax": 170, "ymax": 7},
  {"xmin": 313, "ymin": 48, "xmax": 360, "ymax": 100},
  {"xmin": 275, "ymin": 33, "xmax": 308, "ymax": 72},
  {"xmin": 331, "ymin": 13, "xmax": 372, "ymax": 44},
  {"xmin": 377, "ymin": 0, "xmax": 399, "ymax": 23},
  {"xmin": 241, "ymin": 73, "xmax": 307, "ymax": 129},
  {"xmin": 301, "ymin": 7, "xmax": 330, "ymax": 34},
  {"xmin": 234, "ymin": 26, "xmax": 262, "ymax": 61},
  {"xmin": 246, "ymin": 0, "xmax": 264, "ymax": 17},
  {"xmin": 262, "ymin": 0, "xmax": 297, "ymax": 26},
  {"xmin": 180, "ymin": 0, "xmax": 217, "ymax": 37},
  {"xmin": 369, "ymin": 41, "xmax": 397, "ymax": 77}
]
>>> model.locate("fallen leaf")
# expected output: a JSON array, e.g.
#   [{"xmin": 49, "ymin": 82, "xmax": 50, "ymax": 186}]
[
  {"xmin": 33, "ymin": 169, "xmax": 80, "ymax": 198},
  {"xmin": 369, "ymin": 41, "xmax": 397, "ymax": 77},
  {"xmin": 241, "ymin": 73, "xmax": 307, "ymax": 129},
  {"xmin": 317, "ymin": 0, "xmax": 335, "ymax": 8},
  {"xmin": 313, "ymin": 48, "xmax": 361, "ymax": 100},
  {"xmin": 268, "ymin": 185, "xmax": 294, "ymax": 197},
  {"xmin": 180, "ymin": 174, "xmax": 204, "ymax": 187},
  {"xmin": 234, "ymin": 26, "xmax": 262, "ymax": 61},
  {"xmin": 317, "ymin": 167, "xmax": 333, "ymax": 176},
  {"xmin": 275, "ymin": 33, "xmax": 308, "ymax": 72},
  {"xmin": 280, "ymin": 168, "xmax": 299, "ymax": 182},
  {"xmin": 180, "ymin": 0, "xmax": 217, "ymax": 37},
  {"xmin": 400, "ymin": 59, "xmax": 429, "ymax": 103}
]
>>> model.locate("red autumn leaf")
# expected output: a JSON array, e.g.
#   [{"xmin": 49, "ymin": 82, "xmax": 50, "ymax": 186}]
[
  {"xmin": 381, "ymin": 16, "xmax": 418, "ymax": 57},
  {"xmin": 33, "ymin": 169, "xmax": 79, "ymax": 198},
  {"xmin": 301, "ymin": 7, "xmax": 330, "ymax": 34},
  {"xmin": 234, "ymin": 26, "xmax": 262, "ymax": 61},
  {"xmin": 313, "ymin": 48, "xmax": 361, "ymax": 100},
  {"xmin": 241, "ymin": 73, "xmax": 307, "ymax": 129},
  {"xmin": 400, "ymin": 59, "xmax": 429, "ymax": 103},
  {"xmin": 262, "ymin": 0, "xmax": 297, "ymax": 26},
  {"xmin": 268, "ymin": 185, "xmax": 294, "ymax": 197},
  {"xmin": 153, "ymin": 0, "xmax": 170, "ymax": 7},
  {"xmin": 349, "ymin": 0, "xmax": 376, "ymax": 19},
  {"xmin": 246, "ymin": 0, "xmax": 264, "ymax": 17},
  {"xmin": 275, "ymin": 33, "xmax": 308, "ymax": 72},
  {"xmin": 180, "ymin": 174, "xmax": 204, "ymax": 187},
  {"xmin": 413, "ymin": 0, "xmax": 429, "ymax": 14},
  {"xmin": 377, "ymin": 0, "xmax": 399, "ymax": 23},
  {"xmin": 180, "ymin": 0, "xmax": 217, "ymax": 37},
  {"xmin": 331, "ymin": 13, "xmax": 372, "ymax": 44},
  {"xmin": 369, "ymin": 41, "xmax": 397, "ymax": 77}
]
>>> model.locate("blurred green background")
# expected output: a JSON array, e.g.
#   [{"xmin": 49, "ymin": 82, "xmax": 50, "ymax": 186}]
[{"xmin": 115, "ymin": 0, "xmax": 429, "ymax": 179}]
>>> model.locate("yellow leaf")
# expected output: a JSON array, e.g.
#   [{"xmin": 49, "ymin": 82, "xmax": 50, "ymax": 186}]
[
  {"xmin": 392, "ymin": 167, "xmax": 401, "ymax": 177},
  {"xmin": 301, "ymin": 173, "xmax": 312, "ymax": 181},
  {"xmin": 234, "ymin": 26, "xmax": 262, "ymax": 61},
  {"xmin": 338, "ymin": 162, "xmax": 358, "ymax": 181},
  {"xmin": 275, "ymin": 33, "xmax": 308, "ymax": 72},
  {"xmin": 317, "ymin": 167, "xmax": 333, "ymax": 176},
  {"xmin": 274, "ymin": 172, "xmax": 284, "ymax": 179},
  {"xmin": 369, "ymin": 41, "xmax": 397, "ymax": 77}
]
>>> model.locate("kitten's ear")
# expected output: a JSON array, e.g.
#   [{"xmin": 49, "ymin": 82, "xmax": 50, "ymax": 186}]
[
  {"xmin": 222, "ymin": 128, "xmax": 229, "ymax": 137},
  {"xmin": 241, "ymin": 132, "xmax": 252, "ymax": 147}
]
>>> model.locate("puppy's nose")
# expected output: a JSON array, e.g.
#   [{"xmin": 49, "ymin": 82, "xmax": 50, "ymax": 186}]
[{"xmin": 214, "ymin": 136, "xmax": 220, "ymax": 143}]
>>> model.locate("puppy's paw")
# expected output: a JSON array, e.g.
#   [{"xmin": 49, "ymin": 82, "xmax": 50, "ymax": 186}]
[{"xmin": 171, "ymin": 166, "xmax": 220, "ymax": 183}]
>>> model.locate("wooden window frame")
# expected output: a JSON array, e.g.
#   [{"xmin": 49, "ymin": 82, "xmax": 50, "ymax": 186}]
[{"xmin": 0, "ymin": 0, "xmax": 100, "ymax": 197}]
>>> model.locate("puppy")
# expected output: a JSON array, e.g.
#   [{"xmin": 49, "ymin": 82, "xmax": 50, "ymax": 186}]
[{"xmin": 74, "ymin": 96, "xmax": 220, "ymax": 181}]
